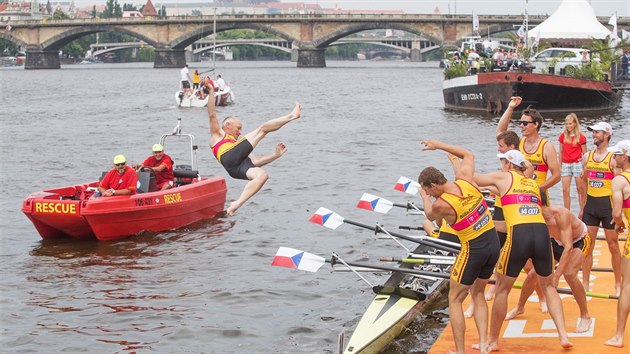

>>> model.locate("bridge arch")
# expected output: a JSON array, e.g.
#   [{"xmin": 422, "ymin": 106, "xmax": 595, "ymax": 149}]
[
  {"xmin": 0, "ymin": 32, "xmax": 28, "ymax": 49},
  {"xmin": 40, "ymin": 26, "xmax": 158, "ymax": 51},
  {"xmin": 194, "ymin": 42, "xmax": 292, "ymax": 55},
  {"xmin": 314, "ymin": 23, "xmax": 441, "ymax": 49},
  {"xmin": 169, "ymin": 23, "xmax": 297, "ymax": 50}
]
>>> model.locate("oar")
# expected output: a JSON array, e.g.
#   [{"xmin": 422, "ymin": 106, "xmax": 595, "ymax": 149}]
[
  {"xmin": 379, "ymin": 257, "xmax": 455, "ymax": 265},
  {"xmin": 596, "ymin": 235, "xmax": 628, "ymax": 242},
  {"xmin": 309, "ymin": 207, "xmax": 460, "ymax": 254},
  {"xmin": 399, "ymin": 225, "xmax": 423, "ymax": 231},
  {"xmin": 578, "ymin": 267, "xmax": 614, "ymax": 273},
  {"xmin": 355, "ymin": 194, "xmax": 460, "ymax": 250},
  {"xmin": 394, "ymin": 176, "xmax": 421, "ymax": 195},
  {"xmin": 199, "ymin": 68, "xmax": 215, "ymax": 75},
  {"xmin": 271, "ymin": 247, "xmax": 445, "ymax": 299},
  {"xmin": 357, "ymin": 192, "xmax": 423, "ymax": 215},
  {"xmin": 488, "ymin": 279, "xmax": 619, "ymax": 300}
]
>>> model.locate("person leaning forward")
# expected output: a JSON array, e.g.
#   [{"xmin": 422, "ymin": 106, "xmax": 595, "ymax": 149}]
[
  {"xmin": 132, "ymin": 144, "xmax": 174, "ymax": 191},
  {"xmin": 204, "ymin": 78, "xmax": 301, "ymax": 216},
  {"xmin": 98, "ymin": 154, "xmax": 138, "ymax": 197}
]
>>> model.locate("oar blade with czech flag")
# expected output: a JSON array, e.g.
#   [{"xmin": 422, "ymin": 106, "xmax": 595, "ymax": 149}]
[
  {"xmin": 356, "ymin": 193, "xmax": 394, "ymax": 214},
  {"xmin": 308, "ymin": 207, "xmax": 345, "ymax": 229},
  {"xmin": 272, "ymin": 247, "xmax": 326, "ymax": 273},
  {"xmin": 394, "ymin": 176, "xmax": 420, "ymax": 195}
]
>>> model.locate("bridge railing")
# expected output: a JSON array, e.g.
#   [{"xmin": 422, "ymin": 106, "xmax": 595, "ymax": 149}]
[{"xmin": 6, "ymin": 13, "xmax": 554, "ymax": 27}]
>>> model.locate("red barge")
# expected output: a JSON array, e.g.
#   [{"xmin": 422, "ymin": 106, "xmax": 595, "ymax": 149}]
[
  {"xmin": 22, "ymin": 121, "xmax": 227, "ymax": 241},
  {"xmin": 442, "ymin": 71, "xmax": 623, "ymax": 114}
]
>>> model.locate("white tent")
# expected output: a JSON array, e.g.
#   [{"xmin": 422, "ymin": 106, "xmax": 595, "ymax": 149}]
[{"xmin": 528, "ymin": 0, "xmax": 611, "ymax": 40}]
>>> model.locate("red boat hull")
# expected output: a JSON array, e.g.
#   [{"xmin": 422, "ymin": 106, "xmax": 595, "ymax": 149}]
[
  {"xmin": 22, "ymin": 177, "xmax": 227, "ymax": 241},
  {"xmin": 442, "ymin": 72, "xmax": 622, "ymax": 114}
]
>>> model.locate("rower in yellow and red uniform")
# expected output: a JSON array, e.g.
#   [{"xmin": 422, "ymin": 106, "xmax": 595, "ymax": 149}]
[
  {"xmin": 580, "ymin": 122, "xmax": 621, "ymax": 294},
  {"xmin": 474, "ymin": 149, "xmax": 572, "ymax": 352},
  {"xmin": 605, "ymin": 139, "xmax": 630, "ymax": 348},
  {"xmin": 496, "ymin": 97, "xmax": 561, "ymax": 208},
  {"xmin": 204, "ymin": 78, "xmax": 301, "ymax": 216},
  {"xmin": 418, "ymin": 139, "xmax": 500, "ymax": 354}
]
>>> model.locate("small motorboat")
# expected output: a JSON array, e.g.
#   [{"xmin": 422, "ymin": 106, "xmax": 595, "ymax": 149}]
[
  {"xmin": 176, "ymin": 86, "xmax": 234, "ymax": 108},
  {"xmin": 22, "ymin": 119, "xmax": 227, "ymax": 241}
]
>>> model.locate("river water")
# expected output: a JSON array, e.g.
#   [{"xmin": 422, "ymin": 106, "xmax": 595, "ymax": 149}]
[{"xmin": 1, "ymin": 61, "xmax": 628, "ymax": 353}]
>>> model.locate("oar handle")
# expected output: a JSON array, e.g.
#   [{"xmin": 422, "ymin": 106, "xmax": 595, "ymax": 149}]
[
  {"xmin": 399, "ymin": 226, "xmax": 424, "ymax": 230},
  {"xmin": 490, "ymin": 280, "xmax": 619, "ymax": 300}
]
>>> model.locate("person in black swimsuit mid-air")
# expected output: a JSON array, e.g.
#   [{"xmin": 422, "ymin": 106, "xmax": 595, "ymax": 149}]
[{"xmin": 204, "ymin": 78, "xmax": 301, "ymax": 216}]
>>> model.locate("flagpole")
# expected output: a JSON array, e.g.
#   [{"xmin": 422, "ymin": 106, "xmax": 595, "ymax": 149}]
[
  {"xmin": 213, "ymin": 7, "xmax": 217, "ymax": 73},
  {"xmin": 524, "ymin": 0, "xmax": 529, "ymax": 55}
]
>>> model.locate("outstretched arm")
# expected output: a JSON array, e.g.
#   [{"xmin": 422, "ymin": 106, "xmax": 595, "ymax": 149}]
[
  {"xmin": 250, "ymin": 143, "xmax": 287, "ymax": 167},
  {"xmin": 422, "ymin": 140, "xmax": 474, "ymax": 182},
  {"xmin": 473, "ymin": 171, "xmax": 504, "ymax": 196},
  {"xmin": 496, "ymin": 96, "xmax": 522, "ymax": 136},
  {"xmin": 204, "ymin": 79, "xmax": 223, "ymax": 142}
]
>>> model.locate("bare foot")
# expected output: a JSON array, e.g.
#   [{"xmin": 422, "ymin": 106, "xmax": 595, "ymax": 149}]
[
  {"xmin": 226, "ymin": 201, "xmax": 240, "ymax": 216},
  {"xmin": 485, "ymin": 284, "xmax": 496, "ymax": 301},
  {"xmin": 471, "ymin": 343, "xmax": 489, "ymax": 353},
  {"xmin": 560, "ymin": 338, "xmax": 573, "ymax": 349},
  {"xmin": 575, "ymin": 317, "xmax": 592, "ymax": 333},
  {"xmin": 290, "ymin": 102, "xmax": 302, "ymax": 120},
  {"xmin": 464, "ymin": 303, "xmax": 474, "ymax": 318},
  {"xmin": 539, "ymin": 301, "xmax": 548, "ymax": 313},
  {"xmin": 505, "ymin": 307, "xmax": 524, "ymax": 320},
  {"xmin": 604, "ymin": 336, "xmax": 625, "ymax": 348}
]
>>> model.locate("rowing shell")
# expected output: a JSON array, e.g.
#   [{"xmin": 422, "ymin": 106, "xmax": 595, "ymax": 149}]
[{"xmin": 342, "ymin": 244, "xmax": 451, "ymax": 353}]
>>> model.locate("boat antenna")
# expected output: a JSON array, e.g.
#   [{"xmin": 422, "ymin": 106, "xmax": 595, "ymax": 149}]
[
  {"xmin": 212, "ymin": 7, "xmax": 217, "ymax": 77},
  {"xmin": 172, "ymin": 118, "xmax": 182, "ymax": 135}
]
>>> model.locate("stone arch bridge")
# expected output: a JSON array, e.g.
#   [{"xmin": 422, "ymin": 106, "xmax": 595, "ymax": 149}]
[
  {"xmin": 2, "ymin": 13, "xmax": 627, "ymax": 69},
  {"xmin": 90, "ymin": 37, "xmax": 443, "ymax": 61}
]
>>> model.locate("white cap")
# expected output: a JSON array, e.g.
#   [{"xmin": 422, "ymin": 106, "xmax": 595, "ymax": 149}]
[
  {"xmin": 587, "ymin": 122, "xmax": 613, "ymax": 135},
  {"xmin": 607, "ymin": 140, "xmax": 630, "ymax": 156},
  {"xmin": 497, "ymin": 150, "xmax": 526, "ymax": 166}
]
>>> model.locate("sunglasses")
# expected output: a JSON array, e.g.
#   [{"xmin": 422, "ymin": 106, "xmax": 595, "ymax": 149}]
[
  {"xmin": 115, "ymin": 162, "xmax": 126, "ymax": 166},
  {"xmin": 519, "ymin": 121, "xmax": 534, "ymax": 126}
]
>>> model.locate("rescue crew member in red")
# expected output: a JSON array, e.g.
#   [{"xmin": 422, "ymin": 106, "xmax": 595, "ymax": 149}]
[
  {"xmin": 132, "ymin": 143, "xmax": 174, "ymax": 190},
  {"xmin": 419, "ymin": 139, "xmax": 500, "ymax": 354},
  {"xmin": 204, "ymin": 78, "xmax": 301, "ymax": 216},
  {"xmin": 98, "ymin": 154, "xmax": 138, "ymax": 197}
]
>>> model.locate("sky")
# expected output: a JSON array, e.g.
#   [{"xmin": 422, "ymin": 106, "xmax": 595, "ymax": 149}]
[{"xmin": 69, "ymin": 0, "xmax": 629, "ymax": 17}]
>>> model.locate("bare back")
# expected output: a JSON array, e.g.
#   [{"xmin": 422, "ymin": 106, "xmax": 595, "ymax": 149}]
[{"xmin": 543, "ymin": 206, "xmax": 585, "ymax": 242}]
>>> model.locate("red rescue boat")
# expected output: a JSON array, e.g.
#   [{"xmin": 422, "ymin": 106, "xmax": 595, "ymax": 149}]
[{"xmin": 22, "ymin": 120, "xmax": 227, "ymax": 241}]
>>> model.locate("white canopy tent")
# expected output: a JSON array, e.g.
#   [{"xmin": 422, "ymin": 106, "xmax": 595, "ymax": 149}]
[{"xmin": 528, "ymin": 0, "xmax": 611, "ymax": 40}]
